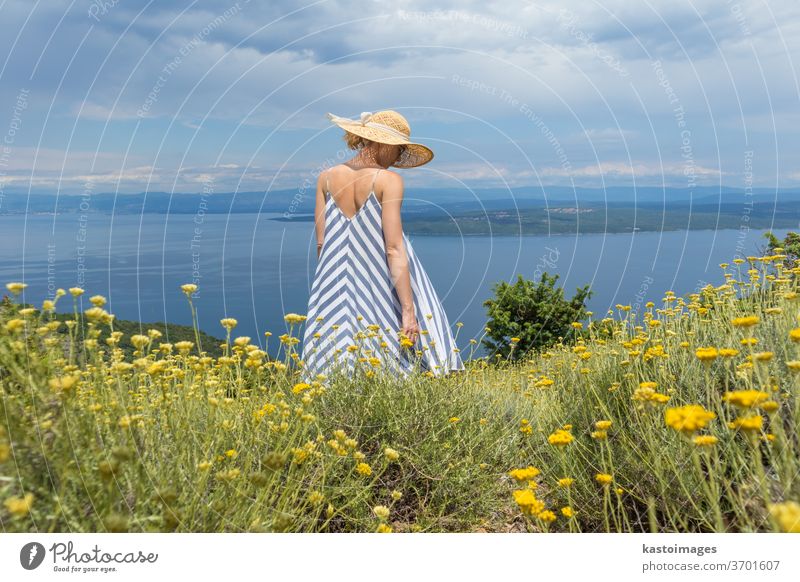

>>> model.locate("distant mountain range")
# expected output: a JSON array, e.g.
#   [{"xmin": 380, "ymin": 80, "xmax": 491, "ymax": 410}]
[
  {"xmin": 2, "ymin": 185, "xmax": 799, "ymax": 214},
  {"xmin": 3, "ymin": 186, "xmax": 799, "ymax": 235}
]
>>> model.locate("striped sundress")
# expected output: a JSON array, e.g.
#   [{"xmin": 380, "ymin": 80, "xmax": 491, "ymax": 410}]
[{"xmin": 300, "ymin": 168, "xmax": 465, "ymax": 381}]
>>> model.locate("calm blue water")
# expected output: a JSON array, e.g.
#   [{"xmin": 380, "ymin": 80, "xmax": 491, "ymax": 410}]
[{"xmin": 0, "ymin": 212, "xmax": 788, "ymax": 357}]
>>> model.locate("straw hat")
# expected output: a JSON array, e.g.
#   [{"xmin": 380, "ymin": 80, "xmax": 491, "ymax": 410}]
[{"xmin": 326, "ymin": 110, "xmax": 434, "ymax": 168}]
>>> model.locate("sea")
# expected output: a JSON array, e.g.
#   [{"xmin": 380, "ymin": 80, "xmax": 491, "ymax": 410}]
[{"xmin": 0, "ymin": 212, "xmax": 789, "ymax": 358}]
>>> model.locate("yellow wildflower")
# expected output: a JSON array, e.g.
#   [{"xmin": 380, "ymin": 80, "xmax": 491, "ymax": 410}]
[
  {"xmin": 760, "ymin": 401, "xmax": 779, "ymax": 413},
  {"xmin": 695, "ymin": 347, "xmax": 719, "ymax": 363},
  {"xmin": 130, "ymin": 334, "xmax": 150, "ymax": 349},
  {"xmin": 537, "ymin": 510, "xmax": 557, "ymax": 523},
  {"xmin": 89, "ymin": 295, "xmax": 107, "ymax": 307},
  {"xmin": 4, "ymin": 319, "xmax": 25, "ymax": 333},
  {"xmin": 632, "ymin": 384, "xmax": 670, "ymax": 405},
  {"xmin": 723, "ymin": 390, "xmax": 770, "ymax": 408},
  {"xmin": 3, "ymin": 492, "xmax": 34, "ymax": 517},
  {"xmin": 768, "ymin": 501, "xmax": 800, "ymax": 533},
  {"xmin": 373, "ymin": 505, "xmax": 390, "ymax": 520},
  {"xmin": 547, "ymin": 429, "xmax": 574, "ymax": 446},
  {"xmin": 48, "ymin": 374, "xmax": 80, "ymax": 393},
  {"xmin": 732, "ymin": 316, "xmax": 759, "ymax": 328},
  {"xmin": 220, "ymin": 318, "xmax": 238, "ymax": 330},
  {"xmin": 595, "ymin": 473, "xmax": 613, "ymax": 486},
  {"xmin": 292, "ymin": 382, "xmax": 311, "ymax": 394},
  {"xmin": 512, "ymin": 489, "xmax": 545, "ymax": 517},
  {"xmin": 5, "ymin": 282, "xmax": 27, "ymax": 295},
  {"xmin": 664, "ymin": 405, "xmax": 716, "ymax": 435},
  {"xmin": 692, "ymin": 435, "xmax": 719, "ymax": 447},
  {"xmin": 728, "ymin": 415, "xmax": 763, "ymax": 433},
  {"xmin": 508, "ymin": 466, "xmax": 540, "ymax": 482}
]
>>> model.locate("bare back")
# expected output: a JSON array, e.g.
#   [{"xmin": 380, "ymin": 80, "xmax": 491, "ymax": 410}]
[{"xmin": 324, "ymin": 165, "xmax": 388, "ymax": 219}]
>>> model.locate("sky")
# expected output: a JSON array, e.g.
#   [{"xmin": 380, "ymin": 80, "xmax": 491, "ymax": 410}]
[{"xmin": 0, "ymin": 0, "xmax": 798, "ymax": 195}]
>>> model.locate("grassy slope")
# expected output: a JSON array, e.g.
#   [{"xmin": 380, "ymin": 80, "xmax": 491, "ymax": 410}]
[{"xmin": 0, "ymin": 254, "xmax": 799, "ymax": 533}]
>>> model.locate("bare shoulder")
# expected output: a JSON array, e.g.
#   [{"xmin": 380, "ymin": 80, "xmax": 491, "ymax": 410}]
[
  {"xmin": 318, "ymin": 164, "xmax": 343, "ymax": 190},
  {"xmin": 322, "ymin": 163, "xmax": 346, "ymax": 178},
  {"xmin": 378, "ymin": 169, "xmax": 403, "ymax": 198},
  {"xmin": 380, "ymin": 168, "xmax": 403, "ymax": 183}
]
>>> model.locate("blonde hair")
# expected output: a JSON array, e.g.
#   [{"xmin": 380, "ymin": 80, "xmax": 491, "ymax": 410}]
[
  {"xmin": 340, "ymin": 130, "xmax": 408, "ymax": 167},
  {"xmin": 342, "ymin": 130, "xmax": 370, "ymax": 150}
]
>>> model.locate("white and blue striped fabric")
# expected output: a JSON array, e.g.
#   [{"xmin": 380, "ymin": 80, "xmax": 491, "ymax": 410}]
[{"xmin": 300, "ymin": 168, "xmax": 465, "ymax": 381}]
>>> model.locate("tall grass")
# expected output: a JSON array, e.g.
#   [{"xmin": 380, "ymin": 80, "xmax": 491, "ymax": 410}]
[{"xmin": 1, "ymin": 252, "xmax": 799, "ymax": 532}]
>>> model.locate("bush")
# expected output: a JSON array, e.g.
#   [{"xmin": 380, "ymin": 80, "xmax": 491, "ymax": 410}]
[
  {"xmin": 482, "ymin": 272, "xmax": 592, "ymax": 360},
  {"xmin": 764, "ymin": 230, "xmax": 800, "ymax": 268}
]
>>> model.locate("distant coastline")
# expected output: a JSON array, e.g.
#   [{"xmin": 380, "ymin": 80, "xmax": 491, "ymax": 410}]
[
  {"xmin": 3, "ymin": 185, "xmax": 798, "ymax": 236},
  {"xmin": 269, "ymin": 204, "xmax": 799, "ymax": 237}
]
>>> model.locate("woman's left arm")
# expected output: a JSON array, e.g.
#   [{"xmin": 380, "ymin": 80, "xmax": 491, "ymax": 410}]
[{"xmin": 314, "ymin": 172, "xmax": 327, "ymax": 259}]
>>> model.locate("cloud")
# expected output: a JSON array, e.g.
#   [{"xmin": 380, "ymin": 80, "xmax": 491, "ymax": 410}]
[
  {"xmin": 541, "ymin": 160, "xmax": 723, "ymax": 179},
  {"xmin": 0, "ymin": 0, "xmax": 797, "ymax": 192}
]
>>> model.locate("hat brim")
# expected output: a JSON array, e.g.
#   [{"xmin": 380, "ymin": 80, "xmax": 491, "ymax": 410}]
[
  {"xmin": 392, "ymin": 142, "xmax": 434, "ymax": 168},
  {"xmin": 329, "ymin": 118, "xmax": 434, "ymax": 168}
]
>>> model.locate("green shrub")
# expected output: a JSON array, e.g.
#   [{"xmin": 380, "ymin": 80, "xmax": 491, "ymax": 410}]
[
  {"xmin": 482, "ymin": 272, "xmax": 592, "ymax": 360},
  {"xmin": 764, "ymin": 230, "xmax": 800, "ymax": 267}
]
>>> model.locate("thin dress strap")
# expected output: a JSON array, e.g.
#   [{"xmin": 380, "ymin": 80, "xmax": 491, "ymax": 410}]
[
  {"xmin": 371, "ymin": 168, "xmax": 382, "ymax": 192},
  {"xmin": 325, "ymin": 170, "xmax": 330, "ymax": 199}
]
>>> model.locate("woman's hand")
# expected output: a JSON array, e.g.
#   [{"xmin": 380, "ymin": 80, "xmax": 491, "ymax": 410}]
[{"xmin": 402, "ymin": 310, "xmax": 420, "ymax": 344}]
